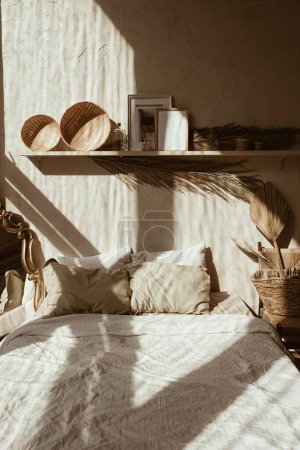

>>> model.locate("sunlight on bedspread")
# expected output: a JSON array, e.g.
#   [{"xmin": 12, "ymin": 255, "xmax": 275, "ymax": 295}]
[{"xmin": 0, "ymin": 314, "xmax": 299, "ymax": 450}]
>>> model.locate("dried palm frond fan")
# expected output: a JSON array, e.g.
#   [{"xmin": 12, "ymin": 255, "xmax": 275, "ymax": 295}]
[
  {"xmin": 94, "ymin": 157, "xmax": 261, "ymax": 203},
  {"xmin": 231, "ymin": 238, "xmax": 276, "ymax": 270},
  {"xmin": 250, "ymin": 182, "xmax": 289, "ymax": 278},
  {"xmin": 249, "ymin": 182, "xmax": 300, "ymax": 316}
]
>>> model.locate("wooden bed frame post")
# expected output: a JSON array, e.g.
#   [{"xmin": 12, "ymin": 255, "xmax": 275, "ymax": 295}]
[{"xmin": 0, "ymin": 205, "xmax": 46, "ymax": 310}]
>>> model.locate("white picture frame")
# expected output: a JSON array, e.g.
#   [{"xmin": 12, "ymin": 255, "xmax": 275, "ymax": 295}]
[
  {"xmin": 156, "ymin": 108, "xmax": 189, "ymax": 151},
  {"xmin": 128, "ymin": 95, "xmax": 172, "ymax": 150}
]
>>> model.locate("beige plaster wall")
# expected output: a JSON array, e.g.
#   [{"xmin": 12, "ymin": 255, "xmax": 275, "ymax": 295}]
[{"xmin": 1, "ymin": 0, "xmax": 300, "ymax": 311}]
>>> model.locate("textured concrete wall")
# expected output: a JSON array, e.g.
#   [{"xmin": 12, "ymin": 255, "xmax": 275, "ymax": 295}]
[{"xmin": 1, "ymin": 0, "xmax": 300, "ymax": 310}]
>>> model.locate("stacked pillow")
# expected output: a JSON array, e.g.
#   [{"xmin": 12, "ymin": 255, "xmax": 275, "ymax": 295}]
[
  {"xmin": 0, "ymin": 243, "xmax": 209, "ymax": 335},
  {"xmin": 21, "ymin": 246, "xmax": 133, "ymax": 307},
  {"xmin": 38, "ymin": 242, "xmax": 209, "ymax": 318},
  {"xmin": 0, "ymin": 270, "xmax": 25, "ymax": 314},
  {"xmin": 128, "ymin": 262, "xmax": 210, "ymax": 314},
  {"xmin": 37, "ymin": 261, "xmax": 131, "ymax": 317},
  {"xmin": 0, "ymin": 247, "xmax": 133, "ymax": 337},
  {"xmin": 0, "ymin": 300, "xmax": 35, "ymax": 338},
  {"xmin": 0, "ymin": 269, "xmax": 28, "ymax": 338},
  {"xmin": 37, "ymin": 260, "xmax": 210, "ymax": 318}
]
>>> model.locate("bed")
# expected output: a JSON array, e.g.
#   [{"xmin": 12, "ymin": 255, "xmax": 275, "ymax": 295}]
[{"xmin": 0, "ymin": 206, "xmax": 300, "ymax": 450}]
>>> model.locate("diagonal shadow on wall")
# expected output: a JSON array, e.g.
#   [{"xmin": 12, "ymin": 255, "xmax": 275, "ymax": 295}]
[{"xmin": 5, "ymin": 157, "xmax": 99, "ymax": 256}]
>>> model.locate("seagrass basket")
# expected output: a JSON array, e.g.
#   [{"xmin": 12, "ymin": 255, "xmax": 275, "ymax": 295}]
[
  {"xmin": 60, "ymin": 101, "xmax": 113, "ymax": 151},
  {"xmin": 21, "ymin": 115, "xmax": 71, "ymax": 152},
  {"xmin": 252, "ymin": 270, "xmax": 300, "ymax": 316}
]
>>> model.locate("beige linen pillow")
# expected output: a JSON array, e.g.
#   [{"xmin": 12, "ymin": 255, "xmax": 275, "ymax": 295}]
[
  {"xmin": 209, "ymin": 292, "xmax": 253, "ymax": 315},
  {"xmin": 0, "ymin": 299, "xmax": 35, "ymax": 338},
  {"xmin": 128, "ymin": 262, "xmax": 210, "ymax": 314},
  {"xmin": 0, "ymin": 270, "xmax": 25, "ymax": 314},
  {"xmin": 38, "ymin": 261, "xmax": 131, "ymax": 318}
]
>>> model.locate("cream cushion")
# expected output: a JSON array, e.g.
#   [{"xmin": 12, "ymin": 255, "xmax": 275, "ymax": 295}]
[
  {"xmin": 0, "ymin": 270, "xmax": 25, "ymax": 313},
  {"xmin": 209, "ymin": 292, "xmax": 253, "ymax": 315},
  {"xmin": 0, "ymin": 299, "xmax": 35, "ymax": 337},
  {"xmin": 128, "ymin": 262, "xmax": 210, "ymax": 314},
  {"xmin": 38, "ymin": 261, "xmax": 131, "ymax": 318}
]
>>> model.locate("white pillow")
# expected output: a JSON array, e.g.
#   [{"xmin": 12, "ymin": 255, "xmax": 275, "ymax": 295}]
[
  {"xmin": 54, "ymin": 246, "xmax": 131, "ymax": 270},
  {"xmin": 22, "ymin": 276, "xmax": 36, "ymax": 305},
  {"xmin": 0, "ymin": 299, "xmax": 35, "ymax": 337},
  {"xmin": 131, "ymin": 242, "xmax": 206, "ymax": 268}
]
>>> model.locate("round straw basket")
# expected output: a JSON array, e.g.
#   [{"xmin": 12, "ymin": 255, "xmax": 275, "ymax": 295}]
[
  {"xmin": 21, "ymin": 115, "xmax": 71, "ymax": 152},
  {"xmin": 60, "ymin": 102, "xmax": 113, "ymax": 151},
  {"xmin": 252, "ymin": 276, "xmax": 300, "ymax": 316}
]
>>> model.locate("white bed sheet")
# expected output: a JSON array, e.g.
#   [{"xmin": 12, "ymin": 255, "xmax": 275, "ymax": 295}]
[{"xmin": 0, "ymin": 313, "xmax": 299, "ymax": 450}]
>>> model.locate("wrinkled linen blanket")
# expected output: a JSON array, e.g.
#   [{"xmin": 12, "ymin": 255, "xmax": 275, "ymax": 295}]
[{"xmin": 0, "ymin": 314, "xmax": 299, "ymax": 450}]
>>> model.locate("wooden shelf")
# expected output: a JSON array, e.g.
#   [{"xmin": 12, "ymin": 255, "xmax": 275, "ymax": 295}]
[
  {"xmin": 18, "ymin": 149, "xmax": 300, "ymax": 174},
  {"xmin": 19, "ymin": 149, "xmax": 300, "ymax": 158}
]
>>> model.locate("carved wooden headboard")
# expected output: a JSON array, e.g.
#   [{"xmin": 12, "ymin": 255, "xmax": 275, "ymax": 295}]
[{"xmin": 0, "ymin": 205, "xmax": 46, "ymax": 310}]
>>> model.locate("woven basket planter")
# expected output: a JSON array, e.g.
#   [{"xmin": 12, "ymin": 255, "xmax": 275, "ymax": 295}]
[
  {"xmin": 21, "ymin": 115, "xmax": 71, "ymax": 152},
  {"xmin": 252, "ymin": 271, "xmax": 300, "ymax": 316},
  {"xmin": 60, "ymin": 102, "xmax": 113, "ymax": 151}
]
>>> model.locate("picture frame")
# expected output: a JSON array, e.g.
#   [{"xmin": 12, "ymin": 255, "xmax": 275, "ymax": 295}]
[
  {"xmin": 156, "ymin": 108, "xmax": 189, "ymax": 151},
  {"xmin": 128, "ymin": 94, "xmax": 172, "ymax": 150}
]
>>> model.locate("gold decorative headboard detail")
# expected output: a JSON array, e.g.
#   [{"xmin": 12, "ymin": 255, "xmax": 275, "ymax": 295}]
[{"xmin": 0, "ymin": 205, "xmax": 46, "ymax": 310}]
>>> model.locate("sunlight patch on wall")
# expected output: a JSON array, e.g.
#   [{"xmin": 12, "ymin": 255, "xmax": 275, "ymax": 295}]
[
  {"xmin": 3, "ymin": 0, "xmax": 137, "ymax": 258},
  {"xmin": 2, "ymin": 0, "xmax": 136, "ymax": 154}
]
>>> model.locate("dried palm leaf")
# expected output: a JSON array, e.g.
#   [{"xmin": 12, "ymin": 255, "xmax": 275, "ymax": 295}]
[
  {"xmin": 231, "ymin": 237, "xmax": 277, "ymax": 271},
  {"xmin": 250, "ymin": 182, "xmax": 290, "ymax": 278},
  {"xmin": 192, "ymin": 124, "xmax": 300, "ymax": 150},
  {"xmin": 93, "ymin": 157, "xmax": 261, "ymax": 203}
]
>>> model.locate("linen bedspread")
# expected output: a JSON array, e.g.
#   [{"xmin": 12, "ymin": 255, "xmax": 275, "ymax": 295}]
[{"xmin": 0, "ymin": 314, "xmax": 299, "ymax": 450}]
